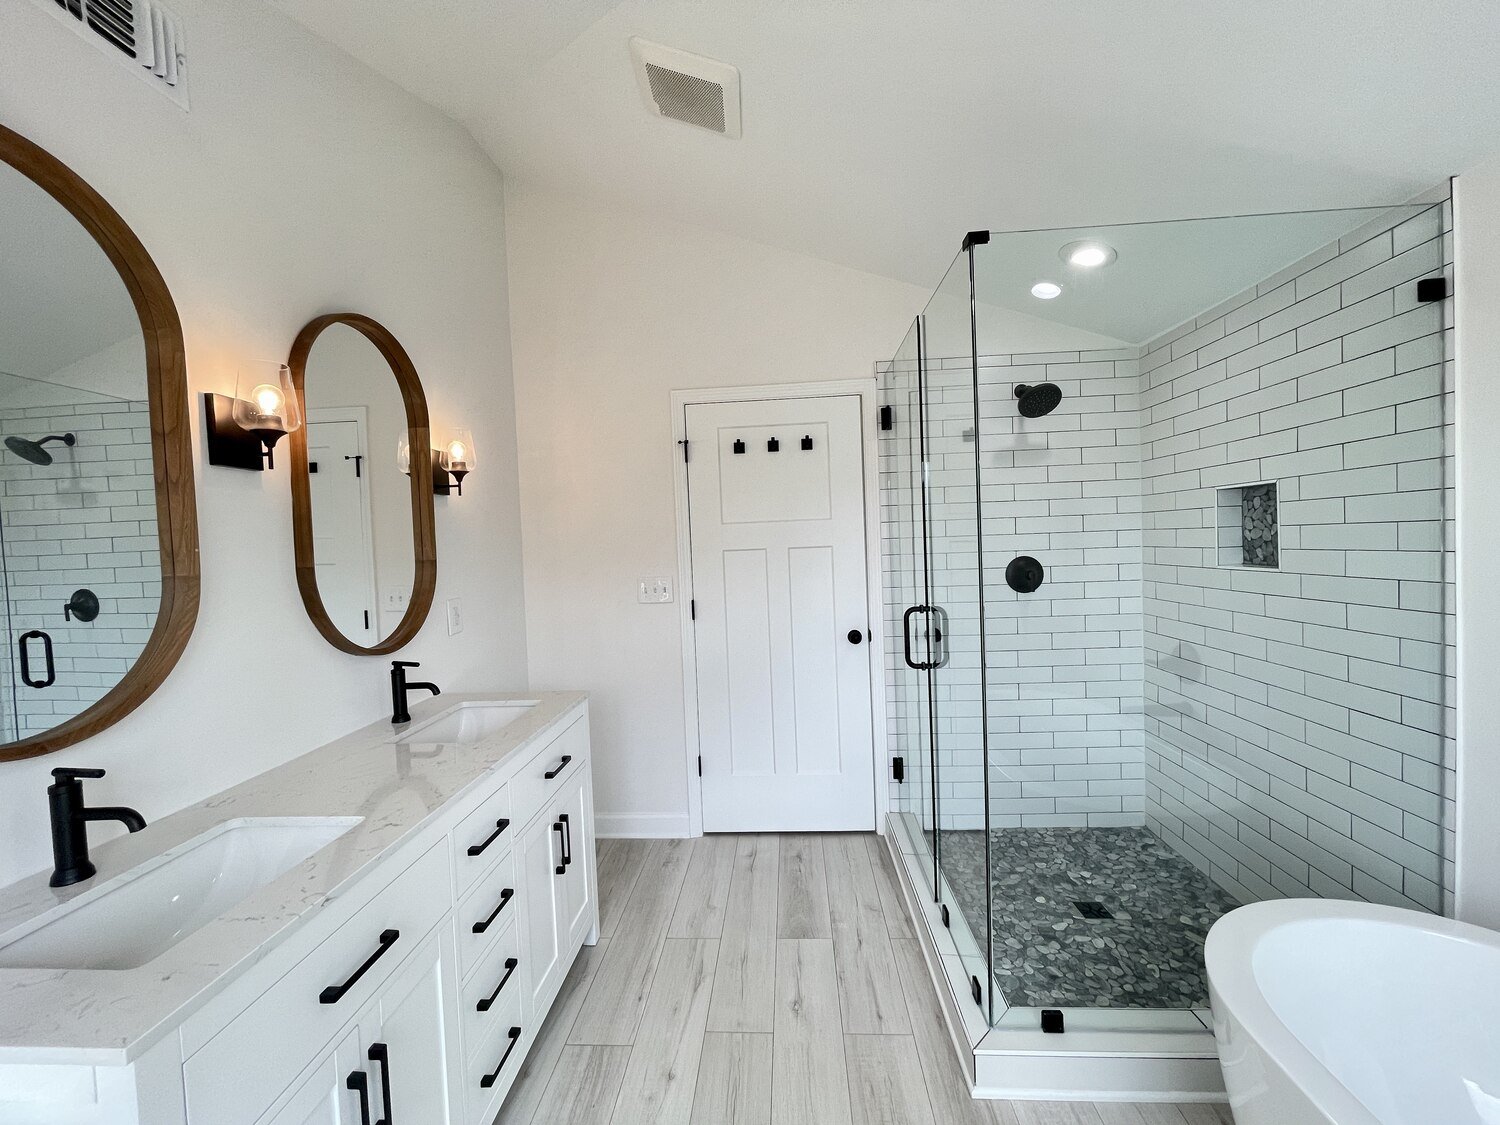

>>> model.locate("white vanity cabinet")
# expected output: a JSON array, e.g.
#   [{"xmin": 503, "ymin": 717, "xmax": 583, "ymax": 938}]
[{"xmin": 0, "ymin": 699, "xmax": 595, "ymax": 1125}]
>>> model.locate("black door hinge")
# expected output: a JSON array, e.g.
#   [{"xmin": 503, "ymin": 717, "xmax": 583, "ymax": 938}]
[
  {"xmin": 879, "ymin": 404, "xmax": 894, "ymax": 431},
  {"xmin": 941, "ymin": 904, "xmax": 950, "ymax": 928},
  {"xmin": 678, "ymin": 438, "xmax": 689, "ymax": 463},
  {"xmin": 1041, "ymin": 1009, "xmax": 1065, "ymax": 1034},
  {"xmin": 970, "ymin": 976, "xmax": 983, "ymax": 1005},
  {"xmin": 697, "ymin": 755, "xmax": 702, "ymax": 777},
  {"xmin": 892, "ymin": 756, "xmax": 904, "ymax": 783},
  {"xmin": 1417, "ymin": 277, "xmax": 1449, "ymax": 302},
  {"xmin": 690, "ymin": 599, "xmax": 696, "ymax": 621},
  {"xmin": 363, "ymin": 610, "xmax": 370, "ymax": 630}
]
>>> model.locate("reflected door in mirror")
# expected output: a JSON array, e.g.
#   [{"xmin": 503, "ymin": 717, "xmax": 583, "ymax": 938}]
[
  {"xmin": 0, "ymin": 162, "xmax": 157, "ymax": 743},
  {"xmin": 299, "ymin": 324, "xmax": 418, "ymax": 647}
]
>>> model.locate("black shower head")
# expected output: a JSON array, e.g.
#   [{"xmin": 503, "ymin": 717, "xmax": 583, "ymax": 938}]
[
  {"xmin": 1014, "ymin": 383, "xmax": 1063, "ymax": 419},
  {"xmin": 4, "ymin": 432, "xmax": 76, "ymax": 467}
]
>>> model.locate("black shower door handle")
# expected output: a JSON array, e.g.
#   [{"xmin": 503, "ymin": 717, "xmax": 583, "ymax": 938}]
[
  {"xmin": 902, "ymin": 606, "xmax": 938, "ymax": 671},
  {"xmin": 18, "ymin": 630, "xmax": 54, "ymax": 688}
]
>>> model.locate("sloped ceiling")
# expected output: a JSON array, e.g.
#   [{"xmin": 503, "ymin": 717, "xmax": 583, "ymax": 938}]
[{"xmin": 270, "ymin": 0, "xmax": 1500, "ymax": 298}]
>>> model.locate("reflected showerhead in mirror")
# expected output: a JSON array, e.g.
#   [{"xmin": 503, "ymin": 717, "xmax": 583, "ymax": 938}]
[
  {"xmin": 4, "ymin": 432, "xmax": 76, "ymax": 466},
  {"xmin": 1014, "ymin": 383, "xmax": 1063, "ymax": 419}
]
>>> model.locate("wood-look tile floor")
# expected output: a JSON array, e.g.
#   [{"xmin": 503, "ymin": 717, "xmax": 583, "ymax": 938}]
[{"xmin": 493, "ymin": 834, "xmax": 1235, "ymax": 1125}]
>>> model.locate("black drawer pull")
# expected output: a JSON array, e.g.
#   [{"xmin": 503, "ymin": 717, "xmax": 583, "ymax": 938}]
[
  {"xmin": 368, "ymin": 1043, "xmax": 393, "ymax": 1125},
  {"xmin": 467, "ymin": 818, "xmax": 511, "ymax": 857},
  {"xmin": 553, "ymin": 820, "xmax": 566, "ymax": 875},
  {"xmin": 543, "ymin": 755, "xmax": 572, "ymax": 780},
  {"xmin": 347, "ymin": 1070, "xmax": 372, "ymax": 1125},
  {"xmin": 560, "ymin": 813, "xmax": 573, "ymax": 869},
  {"xmin": 477, "ymin": 957, "xmax": 519, "ymax": 1012},
  {"xmin": 480, "ymin": 1027, "xmax": 522, "ymax": 1089},
  {"xmin": 472, "ymin": 888, "xmax": 514, "ymax": 934},
  {"xmin": 319, "ymin": 929, "xmax": 400, "ymax": 1004}
]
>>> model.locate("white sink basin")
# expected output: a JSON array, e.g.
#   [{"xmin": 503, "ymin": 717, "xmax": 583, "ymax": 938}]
[
  {"xmin": 396, "ymin": 701, "xmax": 537, "ymax": 746},
  {"xmin": 0, "ymin": 817, "xmax": 360, "ymax": 971}
]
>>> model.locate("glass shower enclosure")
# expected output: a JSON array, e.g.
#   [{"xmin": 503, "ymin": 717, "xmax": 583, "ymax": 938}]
[{"xmin": 880, "ymin": 200, "xmax": 1454, "ymax": 1048}]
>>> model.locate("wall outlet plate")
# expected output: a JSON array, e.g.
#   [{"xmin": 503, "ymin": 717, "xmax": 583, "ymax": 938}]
[
  {"xmin": 638, "ymin": 576, "xmax": 673, "ymax": 604},
  {"xmin": 446, "ymin": 597, "xmax": 463, "ymax": 636},
  {"xmin": 384, "ymin": 585, "xmax": 412, "ymax": 611}
]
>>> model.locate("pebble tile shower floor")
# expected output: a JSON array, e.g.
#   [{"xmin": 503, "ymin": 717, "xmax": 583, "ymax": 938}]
[{"xmin": 938, "ymin": 828, "xmax": 1241, "ymax": 1009}]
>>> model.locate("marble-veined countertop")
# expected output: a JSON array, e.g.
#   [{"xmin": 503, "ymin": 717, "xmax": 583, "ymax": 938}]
[{"xmin": 0, "ymin": 691, "xmax": 587, "ymax": 1065}]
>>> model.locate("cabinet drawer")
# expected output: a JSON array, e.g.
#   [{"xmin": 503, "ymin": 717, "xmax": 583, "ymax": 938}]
[
  {"xmin": 184, "ymin": 839, "xmax": 450, "ymax": 1125},
  {"xmin": 459, "ymin": 917, "xmax": 522, "ymax": 1064},
  {"xmin": 455, "ymin": 845, "xmax": 517, "ymax": 979},
  {"xmin": 464, "ymin": 992, "xmax": 526, "ymax": 1125},
  {"xmin": 510, "ymin": 716, "xmax": 587, "ymax": 826},
  {"xmin": 453, "ymin": 780, "xmax": 513, "ymax": 895}
]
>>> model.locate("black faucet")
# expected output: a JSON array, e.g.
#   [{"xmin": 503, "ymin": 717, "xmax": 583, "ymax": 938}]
[
  {"xmin": 391, "ymin": 660, "xmax": 440, "ymax": 724},
  {"xmin": 48, "ymin": 768, "xmax": 147, "ymax": 888}
]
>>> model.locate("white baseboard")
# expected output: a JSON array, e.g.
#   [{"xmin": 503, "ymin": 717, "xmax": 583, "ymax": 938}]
[{"xmin": 594, "ymin": 812, "xmax": 692, "ymax": 838}]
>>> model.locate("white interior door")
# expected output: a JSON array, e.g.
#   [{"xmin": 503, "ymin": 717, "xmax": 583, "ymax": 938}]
[
  {"xmin": 686, "ymin": 395, "xmax": 875, "ymax": 832},
  {"xmin": 306, "ymin": 412, "xmax": 377, "ymax": 640}
]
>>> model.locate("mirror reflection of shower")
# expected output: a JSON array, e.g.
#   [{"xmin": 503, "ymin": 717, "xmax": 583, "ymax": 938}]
[{"xmin": 4, "ymin": 432, "xmax": 75, "ymax": 466}]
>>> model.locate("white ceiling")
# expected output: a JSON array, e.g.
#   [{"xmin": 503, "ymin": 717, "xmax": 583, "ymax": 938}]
[{"xmin": 270, "ymin": 0, "xmax": 1500, "ymax": 294}]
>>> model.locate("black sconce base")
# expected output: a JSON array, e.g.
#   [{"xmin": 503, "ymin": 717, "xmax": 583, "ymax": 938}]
[
  {"xmin": 430, "ymin": 447, "xmax": 452, "ymax": 496},
  {"xmin": 203, "ymin": 393, "xmax": 268, "ymax": 471}
]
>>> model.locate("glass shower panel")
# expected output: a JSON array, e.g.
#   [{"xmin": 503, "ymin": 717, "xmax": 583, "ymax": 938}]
[
  {"xmin": 880, "ymin": 318, "xmax": 937, "ymax": 886},
  {"xmin": 921, "ymin": 247, "xmax": 993, "ymax": 1017},
  {"xmin": 969, "ymin": 202, "xmax": 1453, "ymax": 1021}
]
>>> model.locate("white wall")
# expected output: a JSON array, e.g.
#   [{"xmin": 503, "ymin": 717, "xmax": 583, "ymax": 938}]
[
  {"xmin": 504, "ymin": 183, "xmax": 936, "ymax": 835},
  {"xmin": 1455, "ymin": 161, "xmax": 1500, "ymax": 926},
  {"xmin": 0, "ymin": 0, "xmax": 526, "ymax": 886}
]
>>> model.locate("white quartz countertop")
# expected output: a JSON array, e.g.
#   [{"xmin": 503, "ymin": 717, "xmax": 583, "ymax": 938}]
[{"xmin": 0, "ymin": 691, "xmax": 587, "ymax": 1065}]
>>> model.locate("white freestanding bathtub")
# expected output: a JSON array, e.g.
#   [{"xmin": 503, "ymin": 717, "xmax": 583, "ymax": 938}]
[{"xmin": 1206, "ymin": 899, "xmax": 1500, "ymax": 1124}]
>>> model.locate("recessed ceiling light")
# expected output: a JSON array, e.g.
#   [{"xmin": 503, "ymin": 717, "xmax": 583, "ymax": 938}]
[
  {"xmin": 1031, "ymin": 281, "xmax": 1063, "ymax": 300},
  {"xmin": 1060, "ymin": 240, "xmax": 1117, "ymax": 269}
]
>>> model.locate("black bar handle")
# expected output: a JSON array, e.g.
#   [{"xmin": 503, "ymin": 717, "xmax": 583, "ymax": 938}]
[
  {"xmin": 467, "ymin": 818, "xmax": 511, "ymax": 858},
  {"xmin": 902, "ymin": 606, "xmax": 937, "ymax": 671},
  {"xmin": 560, "ymin": 813, "xmax": 573, "ymax": 869},
  {"xmin": 553, "ymin": 820, "xmax": 567, "ymax": 875},
  {"xmin": 472, "ymin": 888, "xmax": 514, "ymax": 934},
  {"xmin": 367, "ymin": 1043, "xmax": 392, "ymax": 1125},
  {"xmin": 347, "ymin": 1071, "xmax": 372, "ymax": 1125},
  {"xmin": 18, "ymin": 630, "xmax": 54, "ymax": 688},
  {"xmin": 477, "ymin": 957, "xmax": 519, "ymax": 1012},
  {"xmin": 319, "ymin": 929, "xmax": 400, "ymax": 1004},
  {"xmin": 479, "ymin": 1027, "xmax": 522, "ymax": 1089},
  {"xmin": 543, "ymin": 755, "xmax": 572, "ymax": 781}
]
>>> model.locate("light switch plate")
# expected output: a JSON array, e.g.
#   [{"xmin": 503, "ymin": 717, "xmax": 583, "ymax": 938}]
[
  {"xmin": 384, "ymin": 585, "xmax": 412, "ymax": 611},
  {"xmin": 446, "ymin": 597, "xmax": 463, "ymax": 635},
  {"xmin": 638, "ymin": 576, "xmax": 673, "ymax": 604}
]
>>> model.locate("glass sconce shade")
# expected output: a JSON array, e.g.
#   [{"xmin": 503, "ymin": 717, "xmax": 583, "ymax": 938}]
[
  {"xmin": 232, "ymin": 362, "xmax": 302, "ymax": 448},
  {"xmin": 396, "ymin": 432, "xmax": 411, "ymax": 475},
  {"xmin": 445, "ymin": 429, "xmax": 476, "ymax": 474}
]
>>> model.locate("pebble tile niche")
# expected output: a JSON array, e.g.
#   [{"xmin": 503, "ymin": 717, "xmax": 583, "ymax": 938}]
[{"xmin": 1216, "ymin": 482, "xmax": 1279, "ymax": 568}]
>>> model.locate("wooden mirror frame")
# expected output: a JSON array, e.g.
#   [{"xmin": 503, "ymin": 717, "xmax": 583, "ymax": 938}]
[
  {"xmin": 287, "ymin": 314, "xmax": 437, "ymax": 655},
  {"xmin": 0, "ymin": 124, "xmax": 200, "ymax": 762}
]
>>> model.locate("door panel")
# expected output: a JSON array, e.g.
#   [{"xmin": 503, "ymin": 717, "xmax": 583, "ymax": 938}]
[
  {"xmin": 259, "ymin": 1028, "xmax": 362, "ymax": 1125},
  {"xmin": 519, "ymin": 810, "xmax": 563, "ymax": 1017},
  {"xmin": 369, "ymin": 928, "xmax": 458, "ymax": 1125},
  {"xmin": 305, "ymin": 413, "xmax": 376, "ymax": 640},
  {"xmin": 687, "ymin": 394, "xmax": 874, "ymax": 832},
  {"xmin": 556, "ymin": 770, "xmax": 595, "ymax": 950}
]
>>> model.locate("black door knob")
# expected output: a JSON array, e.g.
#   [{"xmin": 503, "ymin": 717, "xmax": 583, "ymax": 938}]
[
  {"xmin": 1006, "ymin": 556, "xmax": 1045, "ymax": 594},
  {"xmin": 847, "ymin": 629, "xmax": 865, "ymax": 644}
]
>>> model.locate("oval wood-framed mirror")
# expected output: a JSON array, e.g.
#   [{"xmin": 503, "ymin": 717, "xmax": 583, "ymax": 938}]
[
  {"xmin": 0, "ymin": 124, "xmax": 200, "ymax": 762},
  {"xmin": 287, "ymin": 314, "xmax": 436, "ymax": 655}
]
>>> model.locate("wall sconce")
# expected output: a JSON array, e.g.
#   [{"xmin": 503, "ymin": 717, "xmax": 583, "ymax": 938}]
[
  {"xmin": 397, "ymin": 431, "xmax": 475, "ymax": 496},
  {"xmin": 443, "ymin": 429, "xmax": 475, "ymax": 496},
  {"xmin": 204, "ymin": 362, "xmax": 303, "ymax": 471}
]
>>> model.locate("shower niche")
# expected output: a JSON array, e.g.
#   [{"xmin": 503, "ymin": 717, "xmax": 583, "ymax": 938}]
[{"xmin": 1217, "ymin": 481, "xmax": 1279, "ymax": 568}]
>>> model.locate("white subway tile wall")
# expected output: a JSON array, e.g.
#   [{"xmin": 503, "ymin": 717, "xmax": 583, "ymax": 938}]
[
  {"xmin": 0, "ymin": 401, "xmax": 160, "ymax": 740},
  {"xmin": 1141, "ymin": 199, "xmax": 1454, "ymax": 914},
  {"xmin": 880, "ymin": 196, "xmax": 1454, "ymax": 915}
]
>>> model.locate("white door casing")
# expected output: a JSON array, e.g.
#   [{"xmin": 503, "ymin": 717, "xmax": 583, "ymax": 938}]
[
  {"xmin": 686, "ymin": 394, "xmax": 876, "ymax": 832},
  {"xmin": 306, "ymin": 410, "xmax": 377, "ymax": 640}
]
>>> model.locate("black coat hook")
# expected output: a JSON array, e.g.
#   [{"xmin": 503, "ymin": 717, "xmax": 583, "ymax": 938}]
[
  {"xmin": 767, "ymin": 437, "xmax": 780, "ymax": 452},
  {"xmin": 801, "ymin": 435, "xmax": 813, "ymax": 450},
  {"xmin": 732, "ymin": 439, "xmax": 745, "ymax": 454}
]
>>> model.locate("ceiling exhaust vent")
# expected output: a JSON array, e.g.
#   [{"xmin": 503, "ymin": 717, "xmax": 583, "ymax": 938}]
[
  {"xmin": 33, "ymin": 0, "xmax": 188, "ymax": 108},
  {"xmin": 629, "ymin": 38, "xmax": 741, "ymax": 139}
]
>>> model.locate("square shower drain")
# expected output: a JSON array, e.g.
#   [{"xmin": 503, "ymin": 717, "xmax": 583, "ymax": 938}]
[{"xmin": 1072, "ymin": 900, "xmax": 1115, "ymax": 920}]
